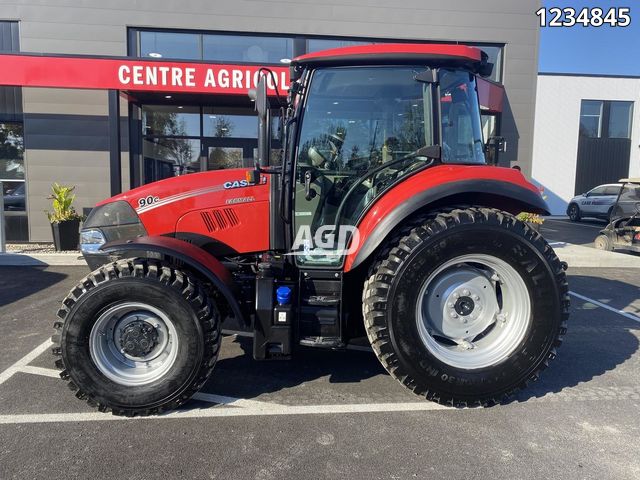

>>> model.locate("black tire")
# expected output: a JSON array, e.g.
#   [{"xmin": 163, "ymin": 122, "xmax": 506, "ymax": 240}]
[
  {"xmin": 362, "ymin": 208, "xmax": 569, "ymax": 407},
  {"xmin": 52, "ymin": 258, "xmax": 221, "ymax": 416},
  {"xmin": 594, "ymin": 234, "xmax": 613, "ymax": 251},
  {"xmin": 568, "ymin": 203, "xmax": 581, "ymax": 222}
]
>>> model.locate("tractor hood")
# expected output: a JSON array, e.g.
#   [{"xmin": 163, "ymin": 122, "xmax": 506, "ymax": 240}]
[{"xmin": 87, "ymin": 168, "xmax": 271, "ymax": 255}]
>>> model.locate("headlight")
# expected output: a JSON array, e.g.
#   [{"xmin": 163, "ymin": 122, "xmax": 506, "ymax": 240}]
[
  {"xmin": 80, "ymin": 201, "xmax": 147, "ymax": 254},
  {"xmin": 80, "ymin": 228, "xmax": 106, "ymax": 254}
]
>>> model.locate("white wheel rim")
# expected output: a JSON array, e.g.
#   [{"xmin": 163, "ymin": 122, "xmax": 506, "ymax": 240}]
[
  {"xmin": 415, "ymin": 254, "xmax": 532, "ymax": 370},
  {"xmin": 89, "ymin": 302, "xmax": 179, "ymax": 386}
]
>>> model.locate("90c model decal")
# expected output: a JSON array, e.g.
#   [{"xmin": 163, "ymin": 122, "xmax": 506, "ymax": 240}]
[{"xmin": 138, "ymin": 195, "xmax": 160, "ymax": 208}]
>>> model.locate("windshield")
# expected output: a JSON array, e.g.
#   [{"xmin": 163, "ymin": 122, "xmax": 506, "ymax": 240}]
[{"xmin": 297, "ymin": 66, "xmax": 433, "ymax": 173}]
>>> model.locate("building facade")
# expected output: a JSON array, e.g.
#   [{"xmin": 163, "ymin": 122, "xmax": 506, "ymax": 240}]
[
  {"xmin": 532, "ymin": 74, "xmax": 639, "ymax": 215},
  {"xmin": 0, "ymin": 0, "xmax": 541, "ymax": 242}
]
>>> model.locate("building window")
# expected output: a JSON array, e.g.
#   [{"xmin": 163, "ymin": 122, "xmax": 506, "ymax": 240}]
[
  {"xmin": 140, "ymin": 31, "xmax": 201, "ymax": 60},
  {"xmin": 138, "ymin": 30, "xmax": 293, "ymax": 64},
  {"xmin": 0, "ymin": 21, "xmax": 26, "ymax": 241},
  {"xmin": 580, "ymin": 100, "xmax": 633, "ymax": 139},
  {"xmin": 1, "ymin": 122, "xmax": 27, "ymax": 240},
  {"xmin": 307, "ymin": 38, "xmax": 372, "ymax": 52},
  {"xmin": 608, "ymin": 101, "xmax": 633, "ymax": 138},
  {"xmin": 203, "ymin": 34, "xmax": 293, "ymax": 64},
  {"xmin": 579, "ymin": 100, "xmax": 603, "ymax": 138}
]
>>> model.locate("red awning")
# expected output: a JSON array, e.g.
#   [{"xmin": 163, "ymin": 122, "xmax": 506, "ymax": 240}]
[
  {"xmin": 0, "ymin": 53, "xmax": 290, "ymax": 95},
  {"xmin": 0, "ymin": 52, "xmax": 504, "ymax": 112}
]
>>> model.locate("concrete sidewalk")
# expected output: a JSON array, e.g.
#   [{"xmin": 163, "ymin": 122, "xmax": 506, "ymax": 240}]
[
  {"xmin": 0, "ymin": 252, "xmax": 86, "ymax": 267},
  {"xmin": 550, "ymin": 242, "xmax": 640, "ymax": 268}
]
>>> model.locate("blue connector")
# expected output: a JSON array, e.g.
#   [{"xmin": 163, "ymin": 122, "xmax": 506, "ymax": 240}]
[{"xmin": 276, "ymin": 286, "xmax": 292, "ymax": 305}]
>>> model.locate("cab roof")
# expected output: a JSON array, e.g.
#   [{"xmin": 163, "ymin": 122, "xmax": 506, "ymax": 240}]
[{"xmin": 292, "ymin": 43, "xmax": 485, "ymax": 70}]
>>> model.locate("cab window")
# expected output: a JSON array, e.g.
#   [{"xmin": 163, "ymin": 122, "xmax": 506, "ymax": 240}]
[
  {"xmin": 293, "ymin": 66, "xmax": 434, "ymax": 265},
  {"xmin": 439, "ymin": 70, "xmax": 486, "ymax": 164}
]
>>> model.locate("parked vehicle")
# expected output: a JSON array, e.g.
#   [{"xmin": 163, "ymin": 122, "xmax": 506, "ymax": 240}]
[
  {"xmin": 2, "ymin": 183, "xmax": 25, "ymax": 211},
  {"xmin": 53, "ymin": 44, "xmax": 569, "ymax": 416},
  {"xmin": 594, "ymin": 179, "xmax": 640, "ymax": 253},
  {"xmin": 567, "ymin": 183, "xmax": 621, "ymax": 222}
]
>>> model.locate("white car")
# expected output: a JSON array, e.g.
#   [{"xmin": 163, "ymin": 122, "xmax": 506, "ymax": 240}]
[{"xmin": 567, "ymin": 183, "xmax": 621, "ymax": 222}]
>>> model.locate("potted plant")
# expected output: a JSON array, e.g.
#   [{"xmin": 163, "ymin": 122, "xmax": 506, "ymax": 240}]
[
  {"xmin": 46, "ymin": 183, "xmax": 83, "ymax": 251},
  {"xmin": 516, "ymin": 212, "xmax": 544, "ymax": 232}
]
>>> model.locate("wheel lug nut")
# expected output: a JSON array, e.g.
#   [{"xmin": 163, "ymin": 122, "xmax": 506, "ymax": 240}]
[
  {"xmin": 472, "ymin": 294, "xmax": 479, "ymax": 301},
  {"xmin": 448, "ymin": 302, "xmax": 454, "ymax": 308},
  {"xmin": 450, "ymin": 312, "xmax": 458, "ymax": 318},
  {"xmin": 463, "ymin": 289, "xmax": 470, "ymax": 296},
  {"xmin": 453, "ymin": 293, "xmax": 459, "ymax": 299}
]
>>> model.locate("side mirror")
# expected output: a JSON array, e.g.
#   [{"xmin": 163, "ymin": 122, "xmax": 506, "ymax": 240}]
[
  {"xmin": 478, "ymin": 62, "xmax": 494, "ymax": 78},
  {"xmin": 253, "ymin": 74, "xmax": 271, "ymax": 168}
]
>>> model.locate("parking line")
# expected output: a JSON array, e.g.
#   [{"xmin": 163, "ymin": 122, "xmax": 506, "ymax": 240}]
[
  {"xmin": 0, "ymin": 400, "xmax": 452, "ymax": 425},
  {"xmin": 19, "ymin": 365, "xmax": 60, "ymax": 378},
  {"xmin": 569, "ymin": 291, "xmax": 640, "ymax": 324},
  {"xmin": 0, "ymin": 339, "xmax": 52, "ymax": 386}
]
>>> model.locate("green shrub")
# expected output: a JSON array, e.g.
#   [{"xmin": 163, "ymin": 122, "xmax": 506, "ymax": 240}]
[
  {"xmin": 45, "ymin": 183, "xmax": 83, "ymax": 224},
  {"xmin": 516, "ymin": 212, "xmax": 544, "ymax": 225}
]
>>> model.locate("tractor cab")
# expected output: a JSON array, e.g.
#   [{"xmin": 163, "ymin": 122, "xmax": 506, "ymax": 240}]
[{"xmin": 253, "ymin": 44, "xmax": 492, "ymax": 264}]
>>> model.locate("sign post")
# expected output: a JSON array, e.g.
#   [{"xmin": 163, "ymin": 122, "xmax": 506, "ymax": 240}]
[{"xmin": 0, "ymin": 181, "xmax": 5, "ymax": 253}]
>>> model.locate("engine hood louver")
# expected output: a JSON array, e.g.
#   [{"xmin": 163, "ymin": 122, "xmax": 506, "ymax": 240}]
[{"xmin": 200, "ymin": 208, "xmax": 240, "ymax": 232}]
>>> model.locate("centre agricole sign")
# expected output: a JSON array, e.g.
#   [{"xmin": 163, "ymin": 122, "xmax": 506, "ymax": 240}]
[{"xmin": 0, "ymin": 54, "xmax": 290, "ymax": 95}]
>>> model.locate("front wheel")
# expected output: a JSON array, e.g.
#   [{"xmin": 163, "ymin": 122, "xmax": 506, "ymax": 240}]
[
  {"xmin": 52, "ymin": 259, "xmax": 221, "ymax": 416},
  {"xmin": 363, "ymin": 208, "xmax": 569, "ymax": 406}
]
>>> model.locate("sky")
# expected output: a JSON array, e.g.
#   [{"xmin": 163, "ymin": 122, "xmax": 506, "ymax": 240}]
[{"xmin": 538, "ymin": 1, "xmax": 640, "ymax": 75}]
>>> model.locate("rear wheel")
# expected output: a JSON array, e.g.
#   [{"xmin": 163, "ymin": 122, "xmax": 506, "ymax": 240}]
[
  {"xmin": 363, "ymin": 208, "xmax": 569, "ymax": 406},
  {"xmin": 594, "ymin": 234, "xmax": 613, "ymax": 251},
  {"xmin": 53, "ymin": 259, "xmax": 221, "ymax": 416},
  {"xmin": 568, "ymin": 204, "xmax": 581, "ymax": 222}
]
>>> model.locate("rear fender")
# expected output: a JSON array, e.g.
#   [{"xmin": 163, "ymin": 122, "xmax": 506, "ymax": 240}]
[
  {"xmin": 100, "ymin": 236, "xmax": 246, "ymax": 324},
  {"xmin": 345, "ymin": 166, "xmax": 549, "ymax": 272}
]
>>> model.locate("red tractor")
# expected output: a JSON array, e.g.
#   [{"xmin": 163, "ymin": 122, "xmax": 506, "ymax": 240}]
[{"xmin": 53, "ymin": 44, "xmax": 569, "ymax": 415}]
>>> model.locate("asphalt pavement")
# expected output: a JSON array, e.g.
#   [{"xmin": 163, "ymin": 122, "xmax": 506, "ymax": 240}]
[
  {"xmin": 541, "ymin": 217, "xmax": 608, "ymax": 247},
  {"xmin": 0, "ymin": 261, "xmax": 639, "ymax": 480}
]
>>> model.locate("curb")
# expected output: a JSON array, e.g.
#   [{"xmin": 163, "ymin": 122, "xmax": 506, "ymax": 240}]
[
  {"xmin": 0, "ymin": 253, "xmax": 86, "ymax": 267},
  {"xmin": 551, "ymin": 242, "xmax": 640, "ymax": 268}
]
